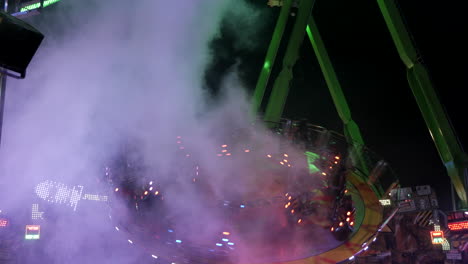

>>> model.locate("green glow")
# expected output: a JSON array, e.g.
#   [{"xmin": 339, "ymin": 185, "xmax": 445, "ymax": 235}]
[
  {"xmin": 25, "ymin": 234, "xmax": 40, "ymax": 240},
  {"xmin": 43, "ymin": 0, "xmax": 61, "ymax": 7},
  {"xmin": 263, "ymin": 61, "xmax": 271, "ymax": 70},
  {"xmin": 305, "ymin": 151, "xmax": 320, "ymax": 173},
  {"xmin": 20, "ymin": 2, "xmax": 40, "ymax": 12},
  {"xmin": 20, "ymin": 0, "xmax": 61, "ymax": 12}
]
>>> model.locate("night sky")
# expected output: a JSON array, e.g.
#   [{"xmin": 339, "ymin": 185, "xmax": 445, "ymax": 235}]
[{"xmin": 205, "ymin": 0, "xmax": 468, "ymax": 211}]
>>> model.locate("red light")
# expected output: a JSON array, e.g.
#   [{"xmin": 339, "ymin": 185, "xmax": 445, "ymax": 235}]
[
  {"xmin": 430, "ymin": 231, "xmax": 445, "ymax": 244},
  {"xmin": 448, "ymin": 221, "xmax": 468, "ymax": 231},
  {"xmin": 0, "ymin": 218, "xmax": 8, "ymax": 227}
]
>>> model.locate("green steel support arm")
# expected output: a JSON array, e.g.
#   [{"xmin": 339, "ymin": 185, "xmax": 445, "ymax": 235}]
[
  {"xmin": 252, "ymin": 0, "xmax": 293, "ymax": 113},
  {"xmin": 377, "ymin": 0, "xmax": 468, "ymax": 207},
  {"xmin": 306, "ymin": 17, "xmax": 383, "ymax": 195},
  {"xmin": 263, "ymin": 0, "xmax": 316, "ymax": 125}
]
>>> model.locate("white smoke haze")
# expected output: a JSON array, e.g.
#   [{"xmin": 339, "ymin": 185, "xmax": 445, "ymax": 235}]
[{"xmin": 0, "ymin": 0, "xmax": 339, "ymax": 263}]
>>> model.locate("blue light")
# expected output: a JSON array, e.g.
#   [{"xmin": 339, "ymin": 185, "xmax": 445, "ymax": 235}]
[
  {"xmin": 216, "ymin": 243, "xmax": 223, "ymax": 247},
  {"xmin": 168, "ymin": 229, "xmax": 174, "ymax": 233},
  {"xmin": 222, "ymin": 238, "xmax": 229, "ymax": 242},
  {"xmin": 240, "ymin": 204, "xmax": 245, "ymax": 208},
  {"xmin": 227, "ymin": 242, "xmax": 234, "ymax": 245},
  {"xmin": 175, "ymin": 240, "xmax": 182, "ymax": 243}
]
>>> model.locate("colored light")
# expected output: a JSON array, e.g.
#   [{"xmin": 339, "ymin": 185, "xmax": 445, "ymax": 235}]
[
  {"xmin": 379, "ymin": 199, "xmax": 391, "ymax": 206},
  {"xmin": 25, "ymin": 225, "xmax": 40, "ymax": 240},
  {"xmin": 0, "ymin": 218, "xmax": 8, "ymax": 227},
  {"xmin": 144, "ymin": 191, "xmax": 148, "ymax": 195},
  {"xmin": 244, "ymin": 149, "xmax": 250, "ymax": 152},
  {"xmin": 221, "ymin": 145, "xmax": 227, "ymax": 148},
  {"xmin": 222, "ymin": 238, "xmax": 229, "ymax": 242},
  {"xmin": 227, "ymin": 242, "xmax": 234, "ymax": 245},
  {"xmin": 115, "ymin": 188, "xmax": 119, "ymax": 192},
  {"xmin": 222, "ymin": 232, "xmax": 230, "ymax": 235},
  {"xmin": 339, "ymin": 222, "xmax": 343, "ymax": 226},
  {"xmin": 335, "ymin": 156, "xmax": 340, "ymax": 160},
  {"xmin": 448, "ymin": 221, "xmax": 468, "ymax": 231},
  {"xmin": 267, "ymin": 154, "xmax": 272, "ymax": 158},
  {"xmin": 216, "ymin": 243, "xmax": 223, "ymax": 247},
  {"xmin": 263, "ymin": 61, "xmax": 271, "ymax": 70},
  {"xmin": 347, "ymin": 211, "xmax": 351, "ymax": 216},
  {"xmin": 284, "ymin": 154, "xmax": 288, "ymax": 157},
  {"xmin": 155, "ymin": 191, "xmax": 159, "ymax": 195},
  {"xmin": 151, "ymin": 255, "xmax": 158, "ymax": 259},
  {"xmin": 240, "ymin": 205, "xmax": 245, "ymax": 208},
  {"xmin": 346, "ymin": 217, "xmax": 350, "ymax": 222},
  {"xmin": 115, "ymin": 226, "xmax": 119, "ymax": 231},
  {"xmin": 305, "ymin": 151, "xmax": 320, "ymax": 173},
  {"xmin": 149, "ymin": 181, "xmax": 153, "ymax": 185},
  {"xmin": 330, "ymin": 227, "xmax": 334, "ymax": 231},
  {"xmin": 168, "ymin": 229, "xmax": 174, "ymax": 232},
  {"xmin": 128, "ymin": 239, "xmax": 133, "ymax": 244},
  {"xmin": 350, "ymin": 221, "xmax": 354, "ymax": 226},
  {"xmin": 175, "ymin": 240, "xmax": 182, "ymax": 243},
  {"xmin": 298, "ymin": 219, "xmax": 302, "ymax": 223}
]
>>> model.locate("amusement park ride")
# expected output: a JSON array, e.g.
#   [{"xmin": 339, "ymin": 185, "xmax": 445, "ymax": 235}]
[{"xmin": 1, "ymin": 0, "xmax": 468, "ymax": 263}]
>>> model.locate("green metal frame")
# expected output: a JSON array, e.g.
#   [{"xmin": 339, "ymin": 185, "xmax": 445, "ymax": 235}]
[
  {"xmin": 377, "ymin": 0, "xmax": 468, "ymax": 207},
  {"xmin": 253, "ymin": 0, "xmax": 466, "ymax": 206}
]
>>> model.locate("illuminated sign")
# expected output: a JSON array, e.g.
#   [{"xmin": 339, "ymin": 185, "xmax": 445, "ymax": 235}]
[
  {"xmin": 430, "ymin": 231, "xmax": 444, "ymax": 244},
  {"xmin": 0, "ymin": 218, "xmax": 9, "ymax": 227},
  {"xmin": 25, "ymin": 225, "xmax": 40, "ymax": 240},
  {"xmin": 379, "ymin": 199, "xmax": 391, "ymax": 206},
  {"xmin": 448, "ymin": 221, "xmax": 468, "ymax": 231}
]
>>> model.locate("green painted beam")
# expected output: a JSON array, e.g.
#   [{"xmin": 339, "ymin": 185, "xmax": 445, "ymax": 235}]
[
  {"xmin": 377, "ymin": 0, "xmax": 468, "ymax": 207},
  {"xmin": 305, "ymin": 17, "xmax": 378, "ymax": 194},
  {"xmin": 407, "ymin": 64, "xmax": 468, "ymax": 206},
  {"xmin": 376, "ymin": 0, "xmax": 418, "ymax": 68},
  {"xmin": 252, "ymin": 0, "xmax": 293, "ymax": 113},
  {"xmin": 263, "ymin": 0, "xmax": 316, "ymax": 125}
]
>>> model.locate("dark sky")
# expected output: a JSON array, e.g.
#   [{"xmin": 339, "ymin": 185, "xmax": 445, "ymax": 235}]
[{"xmin": 206, "ymin": 0, "xmax": 468, "ymax": 211}]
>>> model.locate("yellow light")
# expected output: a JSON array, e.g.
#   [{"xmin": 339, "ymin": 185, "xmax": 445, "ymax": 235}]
[
  {"xmin": 222, "ymin": 232, "xmax": 230, "ymax": 235},
  {"xmin": 346, "ymin": 217, "xmax": 350, "ymax": 222},
  {"xmin": 298, "ymin": 219, "xmax": 302, "ymax": 223},
  {"xmin": 335, "ymin": 156, "xmax": 340, "ymax": 160},
  {"xmin": 347, "ymin": 211, "xmax": 351, "ymax": 216},
  {"xmin": 267, "ymin": 154, "xmax": 272, "ymax": 158},
  {"xmin": 144, "ymin": 191, "xmax": 148, "ymax": 195},
  {"xmin": 280, "ymin": 162, "xmax": 284, "ymax": 165},
  {"xmin": 322, "ymin": 172, "xmax": 327, "ymax": 176},
  {"xmin": 350, "ymin": 221, "xmax": 354, "ymax": 226},
  {"xmin": 283, "ymin": 159, "xmax": 288, "ymax": 163},
  {"xmin": 288, "ymin": 196, "xmax": 292, "ymax": 200},
  {"xmin": 155, "ymin": 191, "xmax": 159, "ymax": 195},
  {"xmin": 339, "ymin": 222, "xmax": 343, "ymax": 227},
  {"xmin": 284, "ymin": 154, "xmax": 288, "ymax": 157}
]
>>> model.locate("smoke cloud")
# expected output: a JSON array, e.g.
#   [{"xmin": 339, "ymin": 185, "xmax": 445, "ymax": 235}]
[{"xmin": 0, "ymin": 0, "xmax": 341, "ymax": 263}]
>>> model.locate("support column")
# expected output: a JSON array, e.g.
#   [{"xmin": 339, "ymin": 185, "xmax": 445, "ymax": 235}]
[
  {"xmin": 377, "ymin": 0, "xmax": 468, "ymax": 207},
  {"xmin": 263, "ymin": 0, "xmax": 316, "ymax": 125}
]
